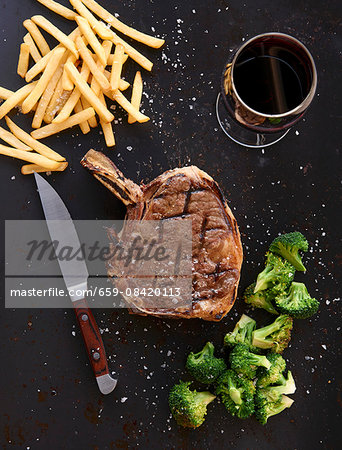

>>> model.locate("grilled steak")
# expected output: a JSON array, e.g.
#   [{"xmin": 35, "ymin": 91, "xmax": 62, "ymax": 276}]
[{"xmin": 81, "ymin": 150, "xmax": 243, "ymax": 321}]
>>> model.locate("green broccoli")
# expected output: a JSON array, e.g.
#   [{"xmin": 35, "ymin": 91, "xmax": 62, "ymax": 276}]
[
  {"xmin": 185, "ymin": 342, "xmax": 227, "ymax": 384},
  {"xmin": 229, "ymin": 344, "xmax": 271, "ymax": 379},
  {"xmin": 255, "ymin": 393, "xmax": 294, "ymax": 425},
  {"xmin": 243, "ymin": 283, "xmax": 279, "ymax": 315},
  {"xmin": 223, "ymin": 314, "xmax": 258, "ymax": 350},
  {"xmin": 255, "ymin": 371, "xmax": 296, "ymax": 424},
  {"xmin": 216, "ymin": 370, "xmax": 255, "ymax": 419},
  {"xmin": 169, "ymin": 381, "xmax": 216, "ymax": 428},
  {"xmin": 254, "ymin": 253, "xmax": 295, "ymax": 293},
  {"xmin": 275, "ymin": 282, "xmax": 319, "ymax": 319},
  {"xmin": 257, "ymin": 353, "xmax": 287, "ymax": 388},
  {"xmin": 269, "ymin": 231, "xmax": 308, "ymax": 272},
  {"xmin": 252, "ymin": 315, "xmax": 293, "ymax": 354}
]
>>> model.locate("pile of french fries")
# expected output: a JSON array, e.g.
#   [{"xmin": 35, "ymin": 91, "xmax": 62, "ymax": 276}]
[{"xmin": 0, "ymin": 0, "xmax": 164, "ymax": 175}]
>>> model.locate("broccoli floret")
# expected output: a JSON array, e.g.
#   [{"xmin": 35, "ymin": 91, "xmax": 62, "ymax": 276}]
[
  {"xmin": 216, "ymin": 370, "xmax": 255, "ymax": 419},
  {"xmin": 255, "ymin": 392, "xmax": 294, "ymax": 425},
  {"xmin": 257, "ymin": 353, "xmax": 287, "ymax": 388},
  {"xmin": 224, "ymin": 314, "xmax": 258, "ymax": 350},
  {"xmin": 252, "ymin": 315, "xmax": 293, "ymax": 354},
  {"xmin": 229, "ymin": 344, "xmax": 271, "ymax": 379},
  {"xmin": 275, "ymin": 282, "xmax": 319, "ymax": 319},
  {"xmin": 255, "ymin": 371, "xmax": 296, "ymax": 424},
  {"xmin": 169, "ymin": 381, "xmax": 216, "ymax": 428},
  {"xmin": 269, "ymin": 231, "xmax": 308, "ymax": 272},
  {"xmin": 244, "ymin": 283, "xmax": 279, "ymax": 315},
  {"xmin": 254, "ymin": 253, "xmax": 295, "ymax": 293},
  {"xmin": 186, "ymin": 342, "xmax": 227, "ymax": 384}
]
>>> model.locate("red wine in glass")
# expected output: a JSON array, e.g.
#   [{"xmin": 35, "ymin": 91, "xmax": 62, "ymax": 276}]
[{"xmin": 216, "ymin": 33, "xmax": 317, "ymax": 147}]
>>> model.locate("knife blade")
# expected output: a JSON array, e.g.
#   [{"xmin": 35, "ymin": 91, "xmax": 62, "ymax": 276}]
[{"xmin": 34, "ymin": 172, "xmax": 117, "ymax": 395}]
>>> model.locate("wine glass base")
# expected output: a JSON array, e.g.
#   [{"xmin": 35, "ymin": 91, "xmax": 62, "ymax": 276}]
[{"xmin": 216, "ymin": 93, "xmax": 290, "ymax": 148}]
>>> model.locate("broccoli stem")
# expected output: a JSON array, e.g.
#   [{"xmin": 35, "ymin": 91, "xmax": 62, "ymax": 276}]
[
  {"xmin": 250, "ymin": 353, "xmax": 272, "ymax": 370},
  {"xmin": 194, "ymin": 391, "xmax": 216, "ymax": 406},
  {"xmin": 252, "ymin": 320, "xmax": 282, "ymax": 349}
]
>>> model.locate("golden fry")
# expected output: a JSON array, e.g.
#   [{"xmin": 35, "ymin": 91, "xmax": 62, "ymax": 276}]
[
  {"xmin": 113, "ymin": 90, "xmax": 149, "ymax": 123},
  {"xmin": 62, "ymin": 53, "xmax": 77, "ymax": 91},
  {"xmin": 128, "ymin": 71, "xmax": 143, "ymax": 124},
  {"xmin": 0, "ymin": 86, "xmax": 14, "ymax": 100},
  {"xmin": 31, "ymin": 107, "xmax": 96, "ymax": 139},
  {"xmin": 44, "ymin": 76, "xmax": 69, "ymax": 123},
  {"xmin": 103, "ymin": 70, "xmax": 130, "ymax": 91},
  {"xmin": 21, "ymin": 161, "xmax": 68, "ymax": 174},
  {"xmin": 110, "ymin": 43, "xmax": 124, "ymax": 91},
  {"xmin": 65, "ymin": 62, "xmax": 114, "ymax": 123},
  {"xmin": 53, "ymin": 63, "xmax": 90, "ymax": 123},
  {"xmin": 75, "ymin": 37, "xmax": 110, "ymax": 91},
  {"xmin": 80, "ymin": 97, "xmax": 97, "ymax": 127},
  {"xmin": 23, "ymin": 33, "xmax": 42, "ymax": 63},
  {"xmin": 74, "ymin": 100, "xmax": 90, "ymax": 134},
  {"xmin": 99, "ymin": 93, "xmax": 115, "ymax": 147},
  {"xmin": 31, "ymin": 15, "xmax": 78, "ymax": 58},
  {"xmin": 107, "ymin": 53, "xmax": 128, "ymax": 65},
  {"xmin": 108, "ymin": 30, "xmax": 153, "ymax": 71},
  {"xmin": 0, "ymin": 82, "xmax": 37, "ymax": 119},
  {"xmin": 17, "ymin": 43, "xmax": 30, "ymax": 78},
  {"xmin": 22, "ymin": 47, "xmax": 66, "ymax": 114},
  {"xmin": 0, "ymin": 144, "xmax": 61, "ymax": 170},
  {"xmin": 23, "ymin": 19, "xmax": 50, "ymax": 56},
  {"xmin": 82, "ymin": 0, "xmax": 165, "ymax": 48},
  {"xmin": 5, "ymin": 116, "xmax": 65, "ymax": 161},
  {"xmin": 25, "ymin": 28, "xmax": 80, "ymax": 82},
  {"xmin": 69, "ymin": 0, "xmax": 112, "ymax": 39},
  {"xmin": 36, "ymin": 0, "xmax": 77, "ymax": 20},
  {"xmin": 90, "ymin": 40, "xmax": 113, "ymax": 95},
  {"xmin": 32, "ymin": 51, "xmax": 68, "ymax": 128},
  {"xmin": 75, "ymin": 16, "xmax": 106, "ymax": 65},
  {"xmin": 0, "ymin": 126, "xmax": 31, "ymax": 151}
]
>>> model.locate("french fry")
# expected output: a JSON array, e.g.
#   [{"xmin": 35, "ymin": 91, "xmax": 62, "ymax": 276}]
[
  {"xmin": 69, "ymin": 0, "xmax": 112, "ymax": 39},
  {"xmin": 23, "ymin": 33, "xmax": 42, "ymax": 63},
  {"xmin": 65, "ymin": 62, "xmax": 114, "ymax": 123},
  {"xmin": 107, "ymin": 53, "xmax": 128, "ymax": 65},
  {"xmin": 108, "ymin": 30, "xmax": 153, "ymax": 71},
  {"xmin": 113, "ymin": 90, "xmax": 149, "ymax": 123},
  {"xmin": 22, "ymin": 47, "xmax": 66, "ymax": 114},
  {"xmin": 62, "ymin": 53, "xmax": 77, "ymax": 91},
  {"xmin": 90, "ymin": 40, "xmax": 112, "ymax": 95},
  {"xmin": 82, "ymin": 0, "xmax": 165, "ymax": 49},
  {"xmin": 36, "ymin": 0, "xmax": 77, "ymax": 21},
  {"xmin": 75, "ymin": 37, "xmax": 110, "ymax": 91},
  {"xmin": 21, "ymin": 161, "xmax": 68, "ymax": 175},
  {"xmin": 0, "ymin": 82, "xmax": 37, "ymax": 119},
  {"xmin": 103, "ymin": 70, "xmax": 130, "ymax": 91},
  {"xmin": 53, "ymin": 63, "xmax": 90, "ymax": 123},
  {"xmin": 74, "ymin": 100, "xmax": 90, "ymax": 134},
  {"xmin": 110, "ymin": 43, "xmax": 124, "ymax": 91},
  {"xmin": 44, "ymin": 76, "xmax": 69, "ymax": 123},
  {"xmin": 99, "ymin": 93, "xmax": 115, "ymax": 147},
  {"xmin": 25, "ymin": 28, "xmax": 80, "ymax": 82},
  {"xmin": 80, "ymin": 97, "xmax": 97, "ymax": 127},
  {"xmin": 31, "ymin": 107, "xmax": 96, "ymax": 139},
  {"xmin": 5, "ymin": 116, "xmax": 65, "ymax": 161},
  {"xmin": 23, "ymin": 19, "xmax": 50, "ymax": 56},
  {"xmin": 75, "ymin": 16, "xmax": 106, "ymax": 65},
  {"xmin": 0, "ymin": 86, "xmax": 14, "ymax": 100},
  {"xmin": 31, "ymin": 15, "xmax": 78, "ymax": 58},
  {"xmin": 0, "ymin": 127, "xmax": 32, "ymax": 151},
  {"xmin": 0, "ymin": 144, "xmax": 61, "ymax": 170},
  {"xmin": 17, "ymin": 43, "xmax": 30, "ymax": 78},
  {"xmin": 32, "ymin": 51, "xmax": 68, "ymax": 128},
  {"xmin": 128, "ymin": 71, "xmax": 143, "ymax": 124}
]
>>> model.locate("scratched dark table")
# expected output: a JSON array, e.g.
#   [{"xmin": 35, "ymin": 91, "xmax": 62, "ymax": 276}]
[{"xmin": 0, "ymin": 0, "xmax": 341, "ymax": 449}]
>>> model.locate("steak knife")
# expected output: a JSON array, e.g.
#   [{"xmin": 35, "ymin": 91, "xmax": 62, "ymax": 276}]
[{"xmin": 34, "ymin": 172, "xmax": 117, "ymax": 395}]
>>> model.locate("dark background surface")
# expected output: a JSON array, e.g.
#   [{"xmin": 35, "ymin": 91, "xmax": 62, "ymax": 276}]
[{"xmin": 0, "ymin": 0, "xmax": 341, "ymax": 449}]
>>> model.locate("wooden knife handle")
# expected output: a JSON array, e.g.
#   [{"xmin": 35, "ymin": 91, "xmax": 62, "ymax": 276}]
[{"xmin": 73, "ymin": 298, "xmax": 109, "ymax": 378}]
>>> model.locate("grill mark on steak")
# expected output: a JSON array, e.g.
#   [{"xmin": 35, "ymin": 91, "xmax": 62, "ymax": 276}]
[{"xmin": 96, "ymin": 174, "xmax": 131, "ymax": 203}]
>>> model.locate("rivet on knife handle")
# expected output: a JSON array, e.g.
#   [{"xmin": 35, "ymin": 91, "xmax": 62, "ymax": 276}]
[{"xmin": 74, "ymin": 297, "xmax": 117, "ymax": 394}]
